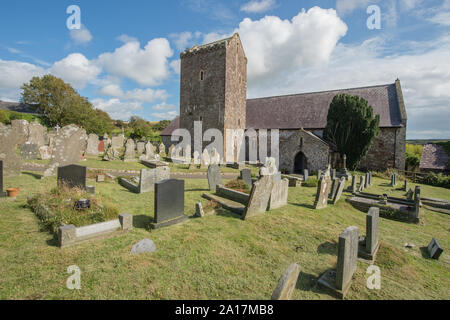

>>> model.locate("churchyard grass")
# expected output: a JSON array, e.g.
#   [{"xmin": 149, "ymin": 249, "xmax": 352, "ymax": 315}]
[{"xmin": 0, "ymin": 172, "xmax": 448, "ymax": 299}]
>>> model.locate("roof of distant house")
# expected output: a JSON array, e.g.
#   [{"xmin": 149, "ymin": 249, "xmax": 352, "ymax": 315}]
[{"xmin": 419, "ymin": 143, "xmax": 450, "ymax": 171}]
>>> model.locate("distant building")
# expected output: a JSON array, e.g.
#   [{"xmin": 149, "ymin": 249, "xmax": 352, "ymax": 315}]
[
  {"xmin": 419, "ymin": 144, "xmax": 450, "ymax": 175},
  {"xmin": 161, "ymin": 33, "xmax": 408, "ymax": 173}
]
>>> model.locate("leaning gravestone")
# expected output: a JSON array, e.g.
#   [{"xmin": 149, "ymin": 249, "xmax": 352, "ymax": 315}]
[
  {"xmin": 329, "ymin": 178, "xmax": 339, "ymax": 199},
  {"xmin": 271, "ymin": 263, "xmax": 301, "ymax": 300},
  {"xmin": 57, "ymin": 164, "xmax": 87, "ymax": 190},
  {"xmin": 0, "ymin": 160, "xmax": 6, "ymax": 197},
  {"xmin": 43, "ymin": 124, "xmax": 87, "ymax": 176},
  {"xmin": 318, "ymin": 226, "xmax": 359, "ymax": 299},
  {"xmin": 207, "ymin": 164, "xmax": 222, "ymax": 192},
  {"xmin": 86, "ymin": 134, "xmax": 99, "ymax": 156},
  {"xmin": 242, "ymin": 175, "xmax": 274, "ymax": 220},
  {"xmin": 332, "ymin": 177, "xmax": 346, "ymax": 204},
  {"xmin": 427, "ymin": 238, "xmax": 443, "ymax": 260},
  {"xmin": 195, "ymin": 202, "xmax": 205, "ymax": 217},
  {"xmin": 358, "ymin": 207, "xmax": 380, "ymax": 261},
  {"xmin": 0, "ymin": 123, "xmax": 22, "ymax": 176},
  {"xmin": 151, "ymin": 179, "xmax": 188, "ymax": 229},
  {"xmin": 240, "ymin": 168, "xmax": 253, "ymax": 187},
  {"xmin": 314, "ymin": 176, "xmax": 331, "ymax": 209},
  {"xmin": 268, "ymin": 178, "xmax": 289, "ymax": 210},
  {"xmin": 20, "ymin": 142, "xmax": 39, "ymax": 160}
]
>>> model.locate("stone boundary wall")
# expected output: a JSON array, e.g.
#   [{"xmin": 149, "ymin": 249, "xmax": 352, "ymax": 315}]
[{"xmin": 58, "ymin": 213, "xmax": 133, "ymax": 247}]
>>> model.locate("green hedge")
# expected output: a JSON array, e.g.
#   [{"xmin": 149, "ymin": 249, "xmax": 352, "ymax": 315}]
[
  {"xmin": 419, "ymin": 172, "xmax": 450, "ymax": 189},
  {"xmin": 0, "ymin": 109, "xmax": 42, "ymax": 125}
]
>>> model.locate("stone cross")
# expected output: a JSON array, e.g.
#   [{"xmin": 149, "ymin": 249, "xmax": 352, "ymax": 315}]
[{"xmin": 55, "ymin": 124, "xmax": 60, "ymax": 132}]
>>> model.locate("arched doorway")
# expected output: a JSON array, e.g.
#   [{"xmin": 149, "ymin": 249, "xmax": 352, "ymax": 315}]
[{"xmin": 294, "ymin": 152, "xmax": 307, "ymax": 174}]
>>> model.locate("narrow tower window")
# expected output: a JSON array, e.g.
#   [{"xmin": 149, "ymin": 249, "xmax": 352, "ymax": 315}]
[{"xmin": 199, "ymin": 70, "xmax": 204, "ymax": 81}]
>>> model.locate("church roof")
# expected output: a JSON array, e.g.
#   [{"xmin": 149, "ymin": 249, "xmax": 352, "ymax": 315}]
[
  {"xmin": 160, "ymin": 116, "xmax": 180, "ymax": 136},
  {"xmin": 246, "ymin": 82, "xmax": 405, "ymax": 130},
  {"xmin": 161, "ymin": 81, "xmax": 406, "ymax": 135},
  {"xmin": 419, "ymin": 143, "xmax": 450, "ymax": 171}
]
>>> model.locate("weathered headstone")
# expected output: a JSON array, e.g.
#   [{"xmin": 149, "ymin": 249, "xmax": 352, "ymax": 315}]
[
  {"xmin": 27, "ymin": 120, "xmax": 47, "ymax": 147},
  {"xmin": 201, "ymin": 149, "xmax": 210, "ymax": 167},
  {"xmin": 131, "ymin": 239, "xmax": 157, "ymax": 254},
  {"xmin": 43, "ymin": 124, "xmax": 87, "ymax": 176},
  {"xmin": 111, "ymin": 135, "xmax": 124, "ymax": 149},
  {"xmin": 358, "ymin": 175, "xmax": 366, "ymax": 192},
  {"xmin": 207, "ymin": 164, "xmax": 222, "ymax": 192},
  {"xmin": 351, "ymin": 175, "xmax": 357, "ymax": 193},
  {"xmin": 136, "ymin": 142, "xmax": 145, "ymax": 155},
  {"xmin": 358, "ymin": 207, "xmax": 380, "ymax": 260},
  {"xmin": 151, "ymin": 179, "xmax": 188, "ymax": 229},
  {"xmin": 39, "ymin": 145, "xmax": 52, "ymax": 160},
  {"xmin": 0, "ymin": 123, "xmax": 22, "ymax": 176},
  {"xmin": 271, "ymin": 263, "xmax": 301, "ymax": 300},
  {"xmin": 168, "ymin": 144, "xmax": 176, "ymax": 159},
  {"xmin": 365, "ymin": 172, "xmax": 369, "ymax": 189},
  {"xmin": 314, "ymin": 176, "xmax": 331, "ymax": 209},
  {"xmin": 57, "ymin": 164, "xmax": 87, "ymax": 190},
  {"xmin": 303, "ymin": 169, "xmax": 309, "ymax": 182},
  {"xmin": 0, "ymin": 160, "xmax": 6, "ymax": 197},
  {"xmin": 96, "ymin": 175, "xmax": 105, "ymax": 182},
  {"xmin": 195, "ymin": 202, "xmax": 205, "ymax": 217},
  {"xmin": 260, "ymin": 157, "xmax": 277, "ymax": 176},
  {"xmin": 86, "ymin": 134, "xmax": 99, "ymax": 156},
  {"xmin": 331, "ymin": 169, "xmax": 336, "ymax": 180},
  {"xmin": 391, "ymin": 173, "xmax": 396, "ymax": 187},
  {"xmin": 427, "ymin": 238, "xmax": 443, "ymax": 260},
  {"xmin": 242, "ymin": 175, "xmax": 274, "ymax": 219},
  {"xmin": 403, "ymin": 179, "xmax": 407, "ymax": 192},
  {"xmin": 269, "ymin": 178, "xmax": 289, "ymax": 210},
  {"xmin": 240, "ymin": 168, "xmax": 253, "ymax": 187},
  {"xmin": 158, "ymin": 142, "xmax": 166, "ymax": 157},
  {"xmin": 139, "ymin": 166, "xmax": 170, "ymax": 193},
  {"xmin": 139, "ymin": 142, "xmax": 155, "ymax": 161},
  {"xmin": 20, "ymin": 142, "xmax": 39, "ymax": 160},
  {"xmin": 332, "ymin": 177, "xmax": 346, "ymax": 204},
  {"xmin": 405, "ymin": 188, "xmax": 414, "ymax": 200},
  {"xmin": 124, "ymin": 139, "xmax": 136, "ymax": 162},
  {"xmin": 329, "ymin": 178, "xmax": 339, "ymax": 199}
]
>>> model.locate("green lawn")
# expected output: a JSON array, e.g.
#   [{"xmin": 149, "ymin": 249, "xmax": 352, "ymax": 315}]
[{"xmin": 0, "ymin": 172, "xmax": 449, "ymax": 300}]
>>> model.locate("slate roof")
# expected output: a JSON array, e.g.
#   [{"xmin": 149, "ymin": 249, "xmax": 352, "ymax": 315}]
[
  {"xmin": 160, "ymin": 116, "xmax": 180, "ymax": 136},
  {"xmin": 246, "ymin": 83, "xmax": 404, "ymax": 129},
  {"xmin": 0, "ymin": 100, "xmax": 39, "ymax": 114},
  {"xmin": 161, "ymin": 82, "xmax": 406, "ymax": 135},
  {"xmin": 419, "ymin": 144, "xmax": 450, "ymax": 171}
]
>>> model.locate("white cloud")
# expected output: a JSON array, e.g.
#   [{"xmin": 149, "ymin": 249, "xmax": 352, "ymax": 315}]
[
  {"xmin": 169, "ymin": 32, "xmax": 194, "ymax": 50},
  {"xmin": 152, "ymin": 102, "xmax": 176, "ymax": 111},
  {"xmin": 429, "ymin": 11, "xmax": 450, "ymax": 26},
  {"xmin": 151, "ymin": 110, "xmax": 178, "ymax": 120},
  {"xmin": 117, "ymin": 34, "xmax": 138, "ymax": 43},
  {"xmin": 97, "ymin": 38, "xmax": 174, "ymax": 86},
  {"xmin": 0, "ymin": 59, "xmax": 45, "ymax": 100},
  {"xmin": 70, "ymin": 25, "xmax": 93, "ymax": 44},
  {"xmin": 170, "ymin": 59, "xmax": 181, "ymax": 75},
  {"xmin": 92, "ymin": 98, "xmax": 143, "ymax": 120},
  {"xmin": 99, "ymin": 84, "xmax": 169, "ymax": 103},
  {"xmin": 51, "ymin": 53, "xmax": 101, "ymax": 89},
  {"xmin": 336, "ymin": 0, "xmax": 375, "ymax": 15},
  {"xmin": 240, "ymin": 0, "xmax": 276, "ymax": 13}
]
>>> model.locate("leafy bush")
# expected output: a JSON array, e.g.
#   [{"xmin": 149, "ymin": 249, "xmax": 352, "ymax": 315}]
[
  {"xmin": 303, "ymin": 177, "xmax": 318, "ymax": 187},
  {"xmin": 27, "ymin": 185, "xmax": 119, "ymax": 233},
  {"xmin": 420, "ymin": 172, "xmax": 450, "ymax": 189}
]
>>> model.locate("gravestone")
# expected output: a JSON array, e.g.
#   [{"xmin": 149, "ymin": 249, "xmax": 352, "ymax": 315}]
[
  {"xmin": 201, "ymin": 149, "xmax": 210, "ymax": 167},
  {"xmin": 86, "ymin": 134, "xmax": 99, "ymax": 156},
  {"xmin": 96, "ymin": 175, "xmax": 105, "ymax": 182},
  {"xmin": 151, "ymin": 179, "xmax": 188, "ymax": 229},
  {"xmin": 271, "ymin": 263, "xmax": 301, "ymax": 300},
  {"xmin": 43, "ymin": 124, "xmax": 87, "ymax": 176},
  {"xmin": 57, "ymin": 164, "xmax": 87, "ymax": 190},
  {"xmin": 332, "ymin": 178, "xmax": 346, "ymax": 204},
  {"xmin": 368, "ymin": 172, "xmax": 372, "ymax": 186},
  {"xmin": 139, "ymin": 166, "xmax": 170, "ymax": 193},
  {"xmin": 358, "ymin": 175, "xmax": 365, "ymax": 192},
  {"xmin": 329, "ymin": 178, "xmax": 339, "ymax": 199},
  {"xmin": 111, "ymin": 135, "xmax": 124, "ymax": 149},
  {"xmin": 207, "ymin": 164, "xmax": 222, "ymax": 192},
  {"xmin": 331, "ymin": 169, "xmax": 336, "ymax": 180},
  {"xmin": 168, "ymin": 145, "xmax": 176, "ymax": 158},
  {"xmin": 242, "ymin": 175, "xmax": 274, "ymax": 220},
  {"xmin": 391, "ymin": 173, "xmax": 396, "ymax": 187},
  {"xmin": 98, "ymin": 140, "xmax": 105, "ymax": 153},
  {"xmin": 131, "ymin": 239, "xmax": 157, "ymax": 254},
  {"xmin": 0, "ymin": 160, "xmax": 6, "ymax": 197},
  {"xmin": 158, "ymin": 143, "xmax": 166, "ymax": 157},
  {"xmin": 314, "ymin": 176, "xmax": 331, "ymax": 209},
  {"xmin": 27, "ymin": 120, "xmax": 47, "ymax": 147},
  {"xmin": 39, "ymin": 145, "xmax": 52, "ymax": 160},
  {"xmin": 365, "ymin": 173, "xmax": 369, "ymax": 189},
  {"xmin": 195, "ymin": 202, "xmax": 205, "ymax": 217},
  {"xmin": 0, "ymin": 123, "xmax": 22, "ymax": 176},
  {"xmin": 427, "ymin": 238, "xmax": 443, "ymax": 260},
  {"xmin": 139, "ymin": 142, "xmax": 155, "ymax": 161},
  {"xmin": 240, "ymin": 168, "xmax": 253, "ymax": 187},
  {"xmin": 20, "ymin": 143, "xmax": 39, "ymax": 160},
  {"xmin": 303, "ymin": 169, "xmax": 309, "ymax": 182},
  {"xmin": 136, "ymin": 142, "xmax": 145, "ymax": 155},
  {"xmin": 192, "ymin": 151, "xmax": 200, "ymax": 165},
  {"xmin": 403, "ymin": 179, "xmax": 407, "ymax": 192},
  {"xmin": 351, "ymin": 175, "xmax": 357, "ymax": 193},
  {"xmin": 268, "ymin": 178, "xmax": 289, "ymax": 210},
  {"xmin": 358, "ymin": 207, "xmax": 380, "ymax": 260},
  {"xmin": 124, "ymin": 139, "xmax": 136, "ymax": 162},
  {"xmin": 405, "ymin": 188, "xmax": 414, "ymax": 200},
  {"xmin": 260, "ymin": 157, "xmax": 277, "ymax": 176},
  {"xmin": 318, "ymin": 226, "xmax": 359, "ymax": 299}
]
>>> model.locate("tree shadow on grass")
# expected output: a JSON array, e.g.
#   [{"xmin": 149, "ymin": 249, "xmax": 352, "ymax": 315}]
[
  {"xmin": 185, "ymin": 188, "xmax": 209, "ymax": 192},
  {"xmin": 419, "ymin": 246, "xmax": 431, "ymax": 259},
  {"xmin": 317, "ymin": 241, "xmax": 337, "ymax": 255},
  {"xmin": 133, "ymin": 214, "xmax": 152, "ymax": 229},
  {"xmin": 22, "ymin": 172, "xmax": 43, "ymax": 180},
  {"xmin": 288, "ymin": 202, "xmax": 316, "ymax": 210},
  {"xmin": 296, "ymin": 271, "xmax": 323, "ymax": 294},
  {"xmin": 214, "ymin": 207, "xmax": 243, "ymax": 220}
]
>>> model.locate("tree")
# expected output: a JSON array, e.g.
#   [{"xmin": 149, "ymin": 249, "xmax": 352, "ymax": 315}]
[
  {"xmin": 129, "ymin": 116, "xmax": 153, "ymax": 140},
  {"xmin": 323, "ymin": 94, "xmax": 380, "ymax": 170},
  {"xmin": 21, "ymin": 75, "xmax": 113, "ymax": 135}
]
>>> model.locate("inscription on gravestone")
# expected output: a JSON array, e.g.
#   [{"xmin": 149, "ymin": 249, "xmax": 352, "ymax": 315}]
[
  {"xmin": 151, "ymin": 179, "xmax": 188, "ymax": 229},
  {"xmin": 57, "ymin": 165, "xmax": 87, "ymax": 190}
]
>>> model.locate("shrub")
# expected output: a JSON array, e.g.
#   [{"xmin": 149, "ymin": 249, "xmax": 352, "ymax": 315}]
[
  {"xmin": 420, "ymin": 172, "xmax": 450, "ymax": 189},
  {"xmin": 303, "ymin": 177, "xmax": 318, "ymax": 187},
  {"xmin": 225, "ymin": 179, "xmax": 251, "ymax": 194}
]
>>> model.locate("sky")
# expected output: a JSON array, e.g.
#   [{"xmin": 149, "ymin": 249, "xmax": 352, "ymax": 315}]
[{"xmin": 0, "ymin": 0, "xmax": 449, "ymax": 139}]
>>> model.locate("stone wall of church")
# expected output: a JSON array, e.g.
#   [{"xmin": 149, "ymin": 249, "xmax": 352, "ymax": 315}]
[
  {"xmin": 358, "ymin": 127, "xmax": 406, "ymax": 171},
  {"xmin": 278, "ymin": 130, "xmax": 329, "ymax": 173}
]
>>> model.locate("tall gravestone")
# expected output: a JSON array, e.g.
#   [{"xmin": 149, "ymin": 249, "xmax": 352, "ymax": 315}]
[
  {"xmin": 318, "ymin": 226, "xmax": 359, "ymax": 298},
  {"xmin": 207, "ymin": 164, "xmax": 222, "ymax": 192},
  {"xmin": 358, "ymin": 207, "xmax": 380, "ymax": 260},
  {"xmin": 303, "ymin": 169, "xmax": 309, "ymax": 182},
  {"xmin": 332, "ymin": 178, "xmax": 346, "ymax": 204},
  {"xmin": 314, "ymin": 176, "xmax": 330, "ymax": 209},
  {"xmin": 351, "ymin": 175, "xmax": 357, "ymax": 193},
  {"xmin": 151, "ymin": 179, "xmax": 188, "ymax": 229},
  {"xmin": 0, "ymin": 160, "xmax": 6, "ymax": 197},
  {"xmin": 365, "ymin": 173, "xmax": 369, "ymax": 189},
  {"xmin": 358, "ymin": 175, "xmax": 365, "ymax": 192},
  {"xmin": 57, "ymin": 164, "xmax": 87, "ymax": 190},
  {"xmin": 86, "ymin": 134, "xmax": 99, "ymax": 156}
]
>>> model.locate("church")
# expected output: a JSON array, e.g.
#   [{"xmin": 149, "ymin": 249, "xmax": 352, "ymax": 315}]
[{"xmin": 161, "ymin": 33, "xmax": 407, "ymax": 174}]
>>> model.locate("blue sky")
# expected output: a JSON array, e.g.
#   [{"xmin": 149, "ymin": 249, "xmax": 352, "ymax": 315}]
[{"xmin": 1, "ymin": 0, "xmax": 449, "ymax": 139}]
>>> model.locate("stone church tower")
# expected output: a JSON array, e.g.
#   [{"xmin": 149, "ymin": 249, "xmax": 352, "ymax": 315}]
[{"xmin": 179, "ymin": 33, "xmax": 247, "ymax": 159}]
